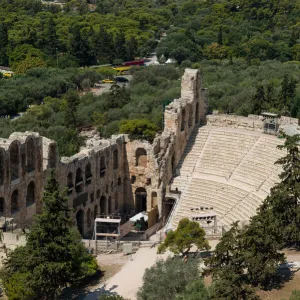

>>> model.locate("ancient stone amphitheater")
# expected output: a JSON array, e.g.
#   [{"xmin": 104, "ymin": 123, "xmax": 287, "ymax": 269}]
[{"xmin": 0, "ymin": 68, "xmax": 298, "ymax": 236}]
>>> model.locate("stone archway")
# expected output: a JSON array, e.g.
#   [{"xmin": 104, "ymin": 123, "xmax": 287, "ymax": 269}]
[
  {"xmin": 11, "ymin": 190, "xmax": 19, "ymax": 214},
  {"xmin": 100, "ymin": 196, "xmax": 107, "ymax": 215},
  {"xmin": 135, "ymin": 188, "xmax": 147, "ymax": 213},
  {"xmin": 94, "ymin": 205, "xmax": 98, "ymax": 220},
  {"xmin": 76, "ymin": 210, "xmax": 84, "ymax": 235},
  {"xmin": 26, "ymin": 181, "xmax": 35, "ymax": 206},
  {"xmin": 136, "ymin": 148, "xmax": 147, "ymax": 168},
  {"xmin": 10, "ymin": 143, "xmax": 19, "ymax": 180},
  {"xmin": 26, "ymin": 138, "xmax": 35, "ymax": 172}
]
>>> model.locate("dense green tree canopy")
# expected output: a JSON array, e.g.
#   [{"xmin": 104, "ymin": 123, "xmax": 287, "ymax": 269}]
[{"xmin": 137, "ymin": 257, "xmax": 208, "ymax": 300}]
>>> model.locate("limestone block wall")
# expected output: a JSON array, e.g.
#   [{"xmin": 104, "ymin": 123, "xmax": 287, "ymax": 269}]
[
  {"xmin": 124, "ymin": 68, "xmax": 207, "ymax": 222},
  {"xmin": 57, "ymin": 135, "xmax": 127, "ymax": 235},
  {"xmin": 0, "ymin": 132, "xmax": 43, "ymax": 227},
  {"xmin": 0, "ymin": 68, "xmax": 207, "ymax": 234}
]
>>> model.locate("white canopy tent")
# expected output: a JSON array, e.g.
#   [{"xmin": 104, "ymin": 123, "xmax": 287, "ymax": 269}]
[{"xmin": 129, "ymin": 212, "xmax": 148, "ymax": 222}]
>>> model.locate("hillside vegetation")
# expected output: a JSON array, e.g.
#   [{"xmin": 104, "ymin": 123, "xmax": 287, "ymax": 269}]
[{"xmin": 0, "ymin": 0, "xmax": 299, "ymax": 155}]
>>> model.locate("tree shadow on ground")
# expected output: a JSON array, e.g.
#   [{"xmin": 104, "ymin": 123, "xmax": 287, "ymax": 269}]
[
  {"xmin": 261, "ymin": 267, "xmax": 300, "ymax": 291},
  {"xmin": 60, "ymin": 269, "xmax": 112, "ymax": 300}
]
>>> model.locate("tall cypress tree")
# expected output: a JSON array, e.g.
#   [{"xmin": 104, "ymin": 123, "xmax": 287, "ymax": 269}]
[{"xmin": 2, "ymin": 171, "xmax": 98, "ymax": 299}]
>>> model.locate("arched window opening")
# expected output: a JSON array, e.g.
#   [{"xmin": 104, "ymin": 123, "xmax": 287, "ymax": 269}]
[
  {"xmin": 87, "ymin": 208, "xmax": 91, "ymax": 228},
  {"xmin": 97, "ymin": 189, "xmax": 100, "ymax": 199},
  {"xmin": 136, "ymin": 148, "xmax": 147, "ymax": 168},
  {"xmin": 76, "ymin": 210, "xmax": 84, "ymax": 235},
  {"xmin": 10, "ymin": 143, "xmax": 19, "ymax": 181},
  {"xmin": 85, "ymin": 163, "xmax": 92, "ymax": 184},
  {"xmin": 118, "ymin": 177, "xmax": 121, "ymax": 186},
  {"xmin": 75, "ymin": 168, "xmax": 83, "ymax": 193},
  {"xmin": 90, "ymin": 192, "xmax": 94, "ymax": 203},
  {"xmin": 188, "ymin": 108, "xmax": 193, "ymax": 127},
  {"xmin": 26, "ymin": 181, "xmax": 35, "ymax": 206},
  {"xmin": 195, "ymin": 102, "xmax": 199, "ymax": 124},
  {"xmin": 100, "ymin": 156, "xmax": 106, "ymax": 177},
  {"xmin": 0, "ymin": 198, "xmax": 4, "ymax": 216},
  {"xmin": 113, "ymin": 149, "xmax": 118, "ymax": 170},
  {"xmin": 100, "ymin": 196, "xmax": 107, "ymax": 215},
  {"xmin": 108, "ymin": 196, "xmax": 112, "ymax": 214},
  {"xmin": 0, "ymin": 151, "xmax": 4, "ymax": 186},
  {"xmin": 26, "ymin": 138, "xmax": 35, "ymax": 172},
  {"xmin": 67, "ymin": 172, "xmax": 73, "ymax": 195},
  {"xmin": 114, "ymin": 192, "xmax": 119, "ymax": 210},
  {"xmin": 181, "ymin": 109, "xmax": 186, "ymax": 131},
  {"xmin": 11, "ymin": 190, "xmax": 19, "ymax": 214},
  {"xmin": 94, "ymin": 205, "xmax": 98, "ymax": 220},
  {"xmin": 135, "ymin": 188, "xmax": 147, "ymax": 213},
  {"xmin": 49, "ymin": 144, "xmax": 57, "ymax": 169},
  {"xmin": 151, "ymin": 192, "xmax": 158, "ymax": 208}
]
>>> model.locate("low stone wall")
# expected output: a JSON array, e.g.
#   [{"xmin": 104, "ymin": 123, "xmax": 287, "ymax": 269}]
[{"xmin": 206, "ymin": 114, "xmax": 264, "ymax": 131}]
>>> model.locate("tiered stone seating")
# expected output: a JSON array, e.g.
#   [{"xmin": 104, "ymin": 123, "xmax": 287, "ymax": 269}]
[
  {"xmin": 219, "ymin": 193, "xmax": 263, "ymax": 227},
  {"xmin": 196, "ymin": 131, "xmax": 258, "ymax": 178},
  {"xmin": 171, "ymin": 127, "xmax": 209, "ymax": 191},
  {"xmin": 168, "ymin": 127, "xmax": 285, "ymax": 231},
  {"xmin": 171, "ymin": 178, "xmax": 249, "ymax": 229},
  {"xmin": 232, "ymin": 137, "xmax": 284, "ymax": 189}
]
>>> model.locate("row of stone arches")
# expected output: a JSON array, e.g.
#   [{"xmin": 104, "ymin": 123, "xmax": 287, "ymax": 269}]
[
  {"xmin": 0, "ymin": 139, "xmax": 37, "ymax": 185},
  {"xmin": 181, "ymin": 102, "xmax": 199, "ymax": 131},
  {"xmin": 0, "ymin": 181, "xmax": 36, "ymax": 216},
  {"xmin": 75, "ymin": 193, "xmax": 119, "ymax": 234}
]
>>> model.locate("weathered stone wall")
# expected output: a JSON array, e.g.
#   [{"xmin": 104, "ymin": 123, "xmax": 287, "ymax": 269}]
[
  {"xmin": 207, "ymin": 113, "xmax": 299, "ymax": 131},
  {"xmin": 0, "ymin": 132, "xmax": 43, "ymax": 227},
  {"xmin": 124, "ymin": 69, "xmax": 207, "ymax": 225},
  {"xmin": 0, "ymin": 68, "xmax": 207, "ymax": 234}
]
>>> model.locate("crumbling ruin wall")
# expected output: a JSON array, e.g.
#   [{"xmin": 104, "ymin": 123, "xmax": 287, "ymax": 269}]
[
  {"xmin": 0, "ymin": 132, "xmax": 43, "ymax": 228},
  {"xmin": 125, "ymin": 69, "xmax": 207, "ymax": 224},
  {"xmin": 0, "ymin": 68, "xmax": 206, "ymax": 234}
]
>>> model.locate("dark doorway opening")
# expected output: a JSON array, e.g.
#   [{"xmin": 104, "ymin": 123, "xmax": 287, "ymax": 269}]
[
  {"xmin": 76, "ymin": 210, "xmax": 84, "ymax": 235},
  {"xmin": 100, "ymin": 196, "xmax": 107, "ymax": 215},
  {"xmin": 135, "ymin": 188, "xmax": 147, "ymax": 213}
]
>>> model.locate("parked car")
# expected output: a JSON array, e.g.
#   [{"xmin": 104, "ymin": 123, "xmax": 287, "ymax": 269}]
[
  {"xmin": 115, "ymin": 77, "xmax": 129, "ymax": 83},
  {"xmin": 102, "ymin": 79, "xmax": 115, "ymax": 83}
]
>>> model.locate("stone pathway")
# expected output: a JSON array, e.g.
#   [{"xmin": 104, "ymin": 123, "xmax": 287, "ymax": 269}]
[{"xmin": 81, "ymin": 247, "xmax": 171, "ymax": 300}]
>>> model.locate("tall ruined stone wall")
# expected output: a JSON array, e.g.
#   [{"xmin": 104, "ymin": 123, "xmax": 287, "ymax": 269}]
[
  {"xmin": 124, "ymin": 69, "xmax": 207, "ymax": 225},
  {"xmin": 0, "ymin": 68, "xmax": 206, "ymax": 234},
  {"xmin": 0, "ymin": 132, "xmax": 44, "ymax": 228},
  {"xmin": 0, "ymin": 133, "xmax": 128, "ymax": 235}
]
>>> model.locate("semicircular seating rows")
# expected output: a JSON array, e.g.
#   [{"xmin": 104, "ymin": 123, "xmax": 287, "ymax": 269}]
[{"xmin": 170, "ymin": 126, "xmax": 285, "ymax": 229}]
